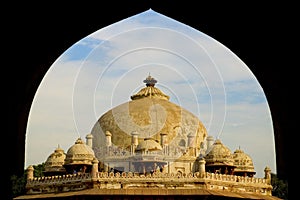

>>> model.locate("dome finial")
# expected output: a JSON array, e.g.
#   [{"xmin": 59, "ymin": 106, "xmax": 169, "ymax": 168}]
[
  {"xmin": 143, "ymin": 73, "xmax": 157, "ymax": 87},
  {"xmin": 130, "ymin": 74, "xmax": 169, "ymax": 100}
]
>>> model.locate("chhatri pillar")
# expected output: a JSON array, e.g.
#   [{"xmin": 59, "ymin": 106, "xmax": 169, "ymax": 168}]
[{"xmin": 27, "ymin": 165, "xmax": 34, "ymax": 180}]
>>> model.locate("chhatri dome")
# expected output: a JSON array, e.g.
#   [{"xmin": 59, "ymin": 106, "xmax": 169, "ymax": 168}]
[
  {"xmin": 136, "ymin": 137, "xmax": 162, "ymax": 152},
  {"xmin": 91, "ymin": 74, "xmax": 207, "ymax": 159},
  {"xmin": 232, "ymin": 147, "xmax": 256, "ymax": 177},
  {"xmin": 63, "ymin": 137, "xmax": 96, "ymax": 174},
  {"xmin": 43, "ymin": 145, "xmax": 66, "ymax": 176},
  {"xmin": 64, "ymin": 138, "xmax": 95, "ymax": 165},
  {"xmin": 204, "ymin": 139, "xmax": 236, "ymax": 174}
]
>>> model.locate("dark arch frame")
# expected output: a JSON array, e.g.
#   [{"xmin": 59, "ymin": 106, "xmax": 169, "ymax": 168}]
[{"xmin": 3, "ymin": 2, "xmax": 288, "ymax": 199}]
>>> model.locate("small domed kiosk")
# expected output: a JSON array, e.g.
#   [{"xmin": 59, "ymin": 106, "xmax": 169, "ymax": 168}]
[
  {"xmin": 43, "ymin": 145, "xmax": 66, "ymax": 176},
  {"xmin": 63, "ymin": 138, "xmax": 96, "ymax": 174},
  {"xmin": 133, "ymin": 137, "xmax": 166, "ymax": 174},
  {"xmin": 233, "ymin": 148, "xmax": 256, "ymax": 177},
  {"xmin": 204, "ymin": 139, "xmax": 236, "ymax": 174}
]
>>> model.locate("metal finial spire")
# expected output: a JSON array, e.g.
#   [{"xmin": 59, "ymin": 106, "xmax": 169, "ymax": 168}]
[
  {"xmin": 143, "ymin": 73, "xmax": 157, "ymax": 87},
  {"xmin": 130, "ymin": 73, "xmax": 169, "ymax": 100}
]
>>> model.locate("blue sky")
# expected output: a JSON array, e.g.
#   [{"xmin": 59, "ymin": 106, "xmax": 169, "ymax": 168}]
[{"xmin": 25, "ymin": 9, "xmax": 275, "ymax": 178}]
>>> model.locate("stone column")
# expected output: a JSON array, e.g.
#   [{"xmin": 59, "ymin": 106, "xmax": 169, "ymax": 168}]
[
  {"xmin": 198, "ymin": 158, "xmax": 206, "ymax": 178},
  {"xmin": 86, "ymin": 133, "xmax": 93, "ymax": 148},
  {"xmin": 91, "ymin": 158, "xmax": 99, "ymax": 180},
  {"xmin": 160, "ymin": 132, "xmax": 168, "ymax": 155},
  {"xmin": 160, "ymin": 132, "xmax": 167, "ymax": 146},
  {"xmin": 206, "ymin": 136, "xmax": 214, "ymax": 154},
  {"xmin": 27, "ymin": 165, "xmax": 34, "ymax": 180},
  {"xmin": 264, "ymin": 166, "xmax": 272, "ymax": 195},
  {"xmin": 187, "ymin": 132, "xmax": 195, "ymax": 147},
  {"xmin": 264, "ymin": 166, "xmax": 271, "ymax": 184},
  {"xmin": 105, "ymin": 131, "xmax": 112, "ymax": 147},
  {"xmin": 104, "ymin": 164, "xmax": 109, "ymax": 172},
  {"xmin": 187, "ymin": 133, "xmax": 196, "ymax": 156},
  {"xmin": 131, "ymin": 131, "xmax": 139, "ymax": 146},
  {"xmin": 131, "ymin": 131, "xmax": 139, "ymax": 154}
]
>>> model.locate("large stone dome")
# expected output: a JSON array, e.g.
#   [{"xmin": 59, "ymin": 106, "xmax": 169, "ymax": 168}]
[{"xmin": 91, "ymin": 75, "xmax": 207, "ymax": 155}]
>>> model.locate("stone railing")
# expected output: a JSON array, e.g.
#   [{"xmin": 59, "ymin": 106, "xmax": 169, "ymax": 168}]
[
  {"xmin": 27, "ymin": 171, "xmax": 268, "ymax": 186},
  {"xmin": 205, "ymin": 172, "xmax": 268, "ymax": 184},
  {"xmin": 94, "ymin": 171, "xmax": 268, "ymax": 184},
  {"xmin": 27, "ymin": 173, "xmax": 91, "ymax": 186}
]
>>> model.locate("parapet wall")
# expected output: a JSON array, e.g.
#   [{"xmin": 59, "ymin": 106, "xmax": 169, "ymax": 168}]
[{"xmin": 26, "ymin": 171, "xmax": 272, "ymax": 196}]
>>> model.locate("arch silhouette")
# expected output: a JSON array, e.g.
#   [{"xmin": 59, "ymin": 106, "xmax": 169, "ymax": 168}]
[{"xmin": 3, "ymin": 2, "xmax": 288, "ymax": 199}]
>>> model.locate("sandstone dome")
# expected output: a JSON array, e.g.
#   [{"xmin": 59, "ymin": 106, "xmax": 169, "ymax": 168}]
[
  {"xmin": 91, "ymin": 75, "xmax": 207, "ymax": 155},
  {"xmin": 44, "ymin": 145, "xmax": 66, "ymax": 173},
  {"xmin": 204, "ymin": 139, "xmax": 234, "ymax": 167},
  {"xmin": 233, "ymin": 148, "xmax": 256, "ymax": 176},
  {"xmin": 136, "ymin": 138, "xmax": 162, "ymax": 152},
  {"xmin": 64, "ymin": 138, "xmax": 95, "ymax": 165}
]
